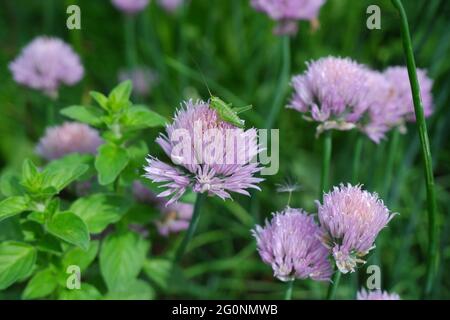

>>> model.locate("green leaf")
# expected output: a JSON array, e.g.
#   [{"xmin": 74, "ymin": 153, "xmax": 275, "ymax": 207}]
[
  {"xmin": 46, "ymin": 212, "xmax": 90, "ymax": 250},
  {"xmin": 59, "ymin": 283, "xmax": 102, "ymax": 300},
  {"xmin": 41, "ymin": 155, "xmax": 90, "ymax": 193},
  {"xmin": 108, "ymin": 80, "xmax": 132, "ymax": 111},
  {"xmin": 0, "ymin": 170, "xmax": 24, "ymax": 197},
  {"xmin": 0, "ymin": 196, "xmax": 28, "ymax": 222},
  {"xmin": 70, "ymin": 194, "xmax": 130, "ymax": 233},
  {"xmin": 62, "ymin": 240, "xmax": 99, "ymax": 272},
  {"xmin": 21, "ymin": 159, "xmax": 42, "ymax": 192},
  {"xmin": 143, "ymin": 259, "xmax": 172, "ymax": 290},
  {"xmin": 90, "ymin": 91, "xmax": 109, "ymax": 110},
  {"xmin": 122, "ymin": 106, "xmax": 167, "ymax": 130},
  {"xmin": 0, "ymin": 242, "xmax": 37, "ymax": 290},
  {"xmin": 22, "ymin": 267, "xmax": 58, "ymax": 299},
  {"xmin": 60, "ymin": 105, "xmax": 104, "ymax": 127},
  {"xmin": 99, "ymin": 231, "xmax": 149, "ymax": 291},
  {"xmin": 104, "ymin": 279, "xmax": 154, "ymax": 300},
  {"xmin": 95, "ymin": 143, "xmax": 129, "ymax": 185}
]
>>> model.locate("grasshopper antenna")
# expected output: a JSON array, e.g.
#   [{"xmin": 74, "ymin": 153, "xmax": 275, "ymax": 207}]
[{"xmin": 188, "ymin": 53, "xmax": 213, "ymax": 98}]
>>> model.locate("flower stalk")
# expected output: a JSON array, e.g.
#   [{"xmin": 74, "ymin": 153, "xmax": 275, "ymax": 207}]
[
  {"xmin": 326, "ymin": 270, "xmax": 341, "ymax": 300},
  {"xmin": 320, "ymin": 131, "xmax": 332, "ymax": 199},
  {"xmin": 391, "ymin": 0, "xmax": 439, "ymax": 299},
  {"xmin": 265, "ymin": 35, "xmax": 290, "ymax": 130},
  {"xmin": 284, "ymin": 280, "xmax": 294, "ymax": 300},
  {"xmin": 174, "ymin": 192, "xmax": 206, "ymax": 263}
]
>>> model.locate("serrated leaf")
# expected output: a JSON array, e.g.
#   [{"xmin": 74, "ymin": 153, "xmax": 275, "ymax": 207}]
[
  {"xmin": 0, "ymin": 196, "xmax": 29, "ymax": 222},
  {"xmin": 46, "ymin": 212, "xmax": 90, "ymax": 250},
  {"xmin": 21, "ymin": 159, "xmax": 42, "ymax": 192},
  {"xmin": 62, "ymin": 240, "xmax": 99, "ymax": 271},
  {"xmin": 99, "ymin": 231, "xmax": 149, "ymax": 291},
  {"xmin": 122, "ymin": 106, "xmax": 167, "ymax": 130},
  {"xmin": 41, "ymin": 154, "xmax": 90, "ymax": 193},
  {"xmin": 143, "ymin": 259, "xmax": 172, "ymax": 290},
  {"xmin": 90, "ymin": 91, "xmax": 109, "ymax": 110},
  {"xmin": 59, "ymin": 283, "xmax": 102, "ymax": 300},
  {"xmin": 0, "ymin": 170, "xmax": 24, "ymax": 197},
  {"xmin": 95, "ymin": 143, "xmax": 129, "ymax": 185},
  {"xmin": 0, "ymin": 242, "xmax": 37, "ymax": 290},
  {"xmin": 60, "ymin": 105, "xmax": 104, "ymax": 127},
  {"xmin": 103, "ymin": 279, "xmax": 154, "ymax": 300},
  {"xmin": 70, "ymin": 194, "xmax": 129, "ymax": 233},
  {"xmin": 22, "ymin": 267, "xmax": 58, "ymax": 299},
  {"xmin": 108, "ymin": 80, "xmax": 132, "ymax": 111}
]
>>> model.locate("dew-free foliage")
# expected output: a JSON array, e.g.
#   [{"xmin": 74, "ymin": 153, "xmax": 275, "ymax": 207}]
[
  {"xmin": 99, "ymin": 231, "xmax": 150, "ymax": 292},
  {"xmin": 0, "ymin": 242, "xmax": 36, "ymax": 290}
]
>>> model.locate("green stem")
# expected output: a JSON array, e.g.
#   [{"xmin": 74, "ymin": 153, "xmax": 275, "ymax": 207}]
[
  {"xmin": 320, "ymin": 131, "xmax": 332, "ymax": 199},
  {"xmin": 46, "ymin": 98, "xmax": 56, "ymax": 125},
  {"xmin": 383, "ymin": 129, "xmax": 400, "ymax": 199},
  {"xmin": 391, "ymin": 0, "xmax": 439, "ymax": 299},
  {"xmin": 124, "ymin": 15, "xmax": 137, "ymax": 67},
  {"xmin": 174, "ymin": 193, "xmax": 206, "ymax": 263},
  {"xmin": 264, "ymin": 36, "xmax": 290, "ymax": 130},
  {"xmin": 326, "ymin": 270, "xmax": 341, "ymax": 300},
  {"xmin": 284, "ymin": 280, "xmax": 294, "ymax": 300},
  {"xmin": 351, "ymin": 135, "xmax": 363, "ymax": 184}
]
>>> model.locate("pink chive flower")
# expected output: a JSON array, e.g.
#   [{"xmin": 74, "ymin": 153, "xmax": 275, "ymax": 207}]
[
  {"xmin": 158, "ymin": 0, "xmax": 184, "ymax": 12},
  {"xmin": 360, "ymin": 70, "xmax": 404, "ymax": 143},
  {"xmin": 144, "ymin": 100, "xmax": 263, "ymax": 205},
  {"xmin": 111, "ymin": 0, "xmax": 150, "ymax": 14},
  {"xmin": 383, "ymin": 66, "xmax": 433, "ymax": 122},
  {"xmin": 155, "ymin": 202, "xmax": 193, "ymax": 236},
  {"xmin": 9, "ymin": 37, "xmax": 84, "ymax": 98},
  {"xmin": 132, "ymin": 181, "xmax": 193, "ymax": 236},
  {"xmin": 118, "ymin": 67, "xmax": 157, "ymax": 97},
  {"xmin": 317, "ymin": 184, "xmax": 396, "ymax": 274},
  {"xmin": 250, "ymin": 0, "xmax": 326, "ymax": 35},
  {"xmin": 288, "ymin": 56, "xmax": 370, "ymax": 136},
  {"xmin": 357, "ymin": 288, "xmax": 400, "ymax": 300},
  {"xmin": 252, "ymin": 207, "xmax": 332, "ymax": 282},
  {"xmin": 36, "ymin": 122, "xmax": 103, "ymax": 161}
]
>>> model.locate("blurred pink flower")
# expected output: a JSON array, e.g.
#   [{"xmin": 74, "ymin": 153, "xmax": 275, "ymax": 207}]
[
  {"xmin": 357, "ymin": 288, "xmax": 400, "ymax": 300},
  {"xmin": 132, "ymin": 181, "xmax": 193, "ymax": 236},
  {"xmin": 158, "ymin": 0, "xmax": 184, "ymax": 12},
  {"xmin": 9, "ymin": 36, "xmax": 84, "ymax": 97},
  {"xmin": 144, "ymin": 100, "xmax": 263, "ymax": 205},
  {"xmin": 250, "ymin": 0, "xmax": 326, "ymax": 35},
  {"xmin": 317, "ymin": 184, "xmax": 396, "ymax": 274},
  {"xmin": 112, "ymin": 0, "xmax": 150, "ymax": 14},
  {"xmin": 252, "ymin": 207, "xmax": 332, "ymax": 282},
  {"xmin": 36, "ymin": 122, "xmax": 103, "ymax": 161},
  {"xmin": 118, "ymin": 67, "xmax": 157, "ymax": 97},
  {"xmin": 383, "ymin": 66, "xmax": 433, "ymax": 122},
  {"xmin": 289, "ymin": 56, "xmax": 370, "ymax": 136}
]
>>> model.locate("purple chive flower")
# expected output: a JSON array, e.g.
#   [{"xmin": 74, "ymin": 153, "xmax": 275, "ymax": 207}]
[
  {"xmin": 250, "ymin": 0, "xmax": 326, "ymax": 35},
  {"xmin": 158, "ymin": 0, "xmax": 184, "ymax": 12},
  {"xmin": 36, "ymin": 122, "xmax": 103, "ymax": 161},
  {"xmin": 252, "ymin": 207, "xmax": 332, "ymax": 282},
  {"xmin": 132, "ymin": 181, "xmax": 193, "ymax": 236},
  {"xmin": 317, "ymin": 184, "xmax": 396, "ymax": 274},
  {"xmin": 144, "ymin": 100, "xmax": 263, "ymax": 205},
  {"xmin": 112, "ymin": 0, "xmax": 150, "ymax": 14},
  {"xmin": 118, "ymin": 67, "xmax": 157, "ymax": 97},
  {"xmin": 383, "ymin": 66, "xmax": 433, "ymax": 122},
  {"xmin": 357, "ymin": 288, "xmax": 400, "ymax": 300},
  {"xmin": 360, "ymin": 70, "xmax": 404, "ymax": 143},
  {"xmin": 155, "ymin": 202, "xmax": 193, "ymax": 236},
  {"xmin": 9, "ymin": 36, "xmax": 84, "ymax": 98},
  {"xmin": 288, "ymin": 56, "xmax": 370, "ymax": 136}
]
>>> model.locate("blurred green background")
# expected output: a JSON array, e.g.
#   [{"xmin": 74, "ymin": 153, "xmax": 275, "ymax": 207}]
[{"xmin": 0, "ymin": 0, "xmax": 449, "ymax": 299}]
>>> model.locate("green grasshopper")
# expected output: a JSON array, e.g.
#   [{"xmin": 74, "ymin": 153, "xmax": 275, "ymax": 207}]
[
  {"xmin": 193, "ymin": 58, "xmax": 252, "ymax": 128},
  {"xmin": 209, "ymin": 95, "xmax": 253, "ymax": 128}
]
